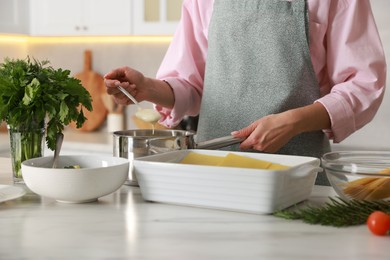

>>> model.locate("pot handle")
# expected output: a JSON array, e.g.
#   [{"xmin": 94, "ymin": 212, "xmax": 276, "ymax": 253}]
[{"xmin": 196, "ymin": 135, "xmax": 244, "ymax": 150}]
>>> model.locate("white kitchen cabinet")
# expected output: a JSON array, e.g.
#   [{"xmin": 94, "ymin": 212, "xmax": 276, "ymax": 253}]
[
  {"xmin": 29, "ymin": 0, "xmax": 131, "ymax": 36},
  {"xmin": 0, "ymin": 0, "xmax": 30, "ymax": 34},
  {"xmin": 133, "ymin": 0, "xmax": 183, "ymax": 35},
  {"xmin": 1, "ymin": 0, "xmax": 183, "ymax": 36}
]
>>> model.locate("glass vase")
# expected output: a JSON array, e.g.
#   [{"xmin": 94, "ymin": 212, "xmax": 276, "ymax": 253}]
[{"xmin": 8, "ymin": 125, "xmax": 45, "ymax": 184}]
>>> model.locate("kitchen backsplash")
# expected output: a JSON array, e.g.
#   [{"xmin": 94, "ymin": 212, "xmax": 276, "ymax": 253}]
[
  {"xmin": 0, "ymin": 0, "xmax": 389, "ymax": 151},
  {"xmin": 0, "ymin": 39, "xmax": 170, "ymax": 93}
]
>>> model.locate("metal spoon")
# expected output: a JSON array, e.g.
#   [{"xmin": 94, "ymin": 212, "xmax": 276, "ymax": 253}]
[
  {"xmin": 116, "ymin": 85, "xmax": 141, "ymax": 108},
  {"xmin": 52, "ymin": 133, "xmax": 64, "ymax": 168}
]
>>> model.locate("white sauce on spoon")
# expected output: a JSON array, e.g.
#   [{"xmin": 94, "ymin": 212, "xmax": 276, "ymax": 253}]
[
  {"xmin": 116, "ymin": 85, "xmax": 162, "ymax": 133},
  {"xmin": 135, "ymin": 108, "xmax": 162, "ymax": 135},
  {"xmin": 135, "ymin": 108, "xmax": 162, "ymax": 124}
]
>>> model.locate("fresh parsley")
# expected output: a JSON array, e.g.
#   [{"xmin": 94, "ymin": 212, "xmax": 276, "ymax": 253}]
[{"xmin": 0, "ymin": 57, "xmax": 93, "ymax": 150}]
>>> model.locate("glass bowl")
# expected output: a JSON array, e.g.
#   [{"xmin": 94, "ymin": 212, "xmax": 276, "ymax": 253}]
[{"xmin": 322, "ymin": 151, "xmax": 390, "ymax": 201}]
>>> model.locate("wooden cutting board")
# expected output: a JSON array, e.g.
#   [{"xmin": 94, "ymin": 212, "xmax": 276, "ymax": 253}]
[
  {"xmin": 70, "ymin": 50, "xmax": 108, "ymax": 131},
  {"xmin": 0, "ymin": 121, "xmax": 7, "ymax": 132}
]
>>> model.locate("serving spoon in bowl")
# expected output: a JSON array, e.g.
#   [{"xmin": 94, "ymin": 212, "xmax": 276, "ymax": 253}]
[{"xmin": 52, "ymin": 133, "xmax": 64, "ymax": 168}]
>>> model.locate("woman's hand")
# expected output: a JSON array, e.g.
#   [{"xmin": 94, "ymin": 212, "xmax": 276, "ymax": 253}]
[
  {"xmin": 104, "ymin": 66, "xmax": 147, "ymax": 105},
  {"xmin": 104, "ymin": 67, "xmax": 175, "ymax": 109},
  {"xmin": 231, "ymin": 103, "xmax": 331, "ymax": 153},
  {"xmin": 232, "ymin": 112, "xmax": 298, "ymax": 153}
]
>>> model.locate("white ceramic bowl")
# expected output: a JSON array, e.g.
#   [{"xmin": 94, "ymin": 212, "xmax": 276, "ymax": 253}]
[{"xmin": 21, "ymin": 155, "xmax": 129, "ymax": 203}]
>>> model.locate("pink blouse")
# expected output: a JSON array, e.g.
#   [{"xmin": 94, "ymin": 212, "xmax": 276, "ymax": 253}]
[{"xmin": 156, "ymin": 0, "xmax": 387, "ymax": 143}]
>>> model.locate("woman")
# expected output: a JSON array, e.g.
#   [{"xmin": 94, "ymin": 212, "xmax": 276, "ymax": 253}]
[{"xmin": 105, "ymin": 0, "xmax": 386, "ymax": 185}]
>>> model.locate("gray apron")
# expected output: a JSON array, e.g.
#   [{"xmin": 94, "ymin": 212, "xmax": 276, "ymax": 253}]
[{"xmin": 196, "ymin": 0, "xmax": 331, "ymax": 185}]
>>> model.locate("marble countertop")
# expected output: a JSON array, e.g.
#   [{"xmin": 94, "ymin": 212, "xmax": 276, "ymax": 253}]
[{"xmin": 0, "ymin": 158, "xmax": 389, "ymax": 260}]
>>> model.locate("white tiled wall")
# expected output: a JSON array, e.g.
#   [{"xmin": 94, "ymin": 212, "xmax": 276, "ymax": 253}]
[
  {"xmin": 26, "ymin": 41, "xmax": 170, "ymax": 80},
  {"xmin": 0, "ymin": 42, "xmax": 27, "ymax": 60}
]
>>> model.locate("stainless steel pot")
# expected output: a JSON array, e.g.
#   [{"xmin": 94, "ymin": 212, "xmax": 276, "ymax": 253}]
[{"xmin": 113, "ymin": 129, "xmax": 242, "ymax": 186}]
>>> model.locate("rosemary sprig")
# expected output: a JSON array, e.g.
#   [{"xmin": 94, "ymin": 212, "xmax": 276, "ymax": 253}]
[{"xmin": 274, "ymin": 197, "xmax": 390, "ymax": 227}]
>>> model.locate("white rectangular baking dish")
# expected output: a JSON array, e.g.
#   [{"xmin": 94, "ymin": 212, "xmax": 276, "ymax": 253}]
[{"xmin": 133, "ymin": 150, "xmax": 321, "ymax": 214}]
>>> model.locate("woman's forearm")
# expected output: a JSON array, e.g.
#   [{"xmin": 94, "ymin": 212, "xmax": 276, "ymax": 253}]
[
  {"xmin": 145, "ymin": 78, "xmax": 175, "ymax": 109},
  {"xmin": 289, "ymin": 102, "xmax": 331, "ymax": 135}
]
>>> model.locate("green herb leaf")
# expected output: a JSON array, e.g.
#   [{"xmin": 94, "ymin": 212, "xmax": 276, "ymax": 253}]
[
  {"xmin": 22, "ymin": 78, "xmax": 40, "ymax": 105},
  {"xmin": 0, "ymin": 56, "xmax": 93, "ymax": 150},
  {"xmin": 274, "ymin": 197, "xmax": 390, "ymax": 227}
]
